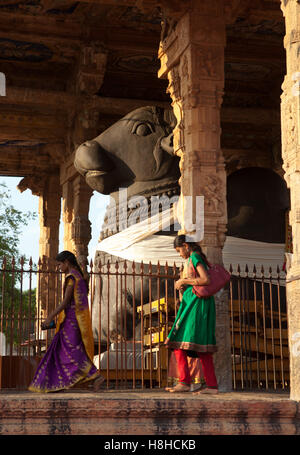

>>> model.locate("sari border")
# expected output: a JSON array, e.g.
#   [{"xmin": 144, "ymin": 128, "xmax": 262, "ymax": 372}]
[
  {"xmin": 28, "ymin": 362, "xmax": 100, "ymax": 393},
  {"xmin": 164, "ymin": 338, "xmax": 218, "ymax": 353}
]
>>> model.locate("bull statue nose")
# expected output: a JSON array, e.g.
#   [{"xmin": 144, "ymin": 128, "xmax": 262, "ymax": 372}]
[
  {"xmin": 74, "ymin": 140, "xmax": 114, "ymax": 176},
  {"xmin": 160, "ymin": 133, "xmax": 174, "ymax": 155}
]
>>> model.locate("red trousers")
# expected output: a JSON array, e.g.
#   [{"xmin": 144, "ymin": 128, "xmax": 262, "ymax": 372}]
[{"xmin": 174, "ymin": 349, "xmax": 218, "ymax": 389}]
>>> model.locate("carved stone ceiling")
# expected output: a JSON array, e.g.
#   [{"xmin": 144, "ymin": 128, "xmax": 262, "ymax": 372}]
[{"xmin": 0, "ymin": 0, "xmax": 286, "ymax": 177}]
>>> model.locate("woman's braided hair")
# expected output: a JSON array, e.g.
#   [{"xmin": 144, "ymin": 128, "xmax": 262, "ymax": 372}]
[{"xmin": 56, "ymin": 250, "xmax": 89, "ymax": 292}]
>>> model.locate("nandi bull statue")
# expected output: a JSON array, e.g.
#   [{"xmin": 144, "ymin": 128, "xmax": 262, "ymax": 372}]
[{"xmin": 74, "ymin": 106, "xmax": 182, "ymax": 353}]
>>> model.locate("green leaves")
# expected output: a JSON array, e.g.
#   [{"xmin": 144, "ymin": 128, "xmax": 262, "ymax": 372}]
[
  {"xmin": 0, "ymin": 181, "xmax": 36, "ymax": 260},
  {"xmin": 0, "ymin": 181, "xmax": 37, "ymax": 348}
]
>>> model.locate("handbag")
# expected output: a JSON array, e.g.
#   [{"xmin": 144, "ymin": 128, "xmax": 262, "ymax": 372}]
[{"xmin": 190, "ymin": 260, "xmax": 231, "ymax": 298}]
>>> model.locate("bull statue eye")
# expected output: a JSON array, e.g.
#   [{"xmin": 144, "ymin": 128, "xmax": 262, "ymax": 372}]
[{"xmin": 132, "ymin": 122, "xmax": 153, "ymax": 136}]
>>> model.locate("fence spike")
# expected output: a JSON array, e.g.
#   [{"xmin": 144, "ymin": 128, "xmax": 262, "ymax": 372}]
[{"xmin": 165, "ymin": 261, "xmax": 168, "ymax": 274}]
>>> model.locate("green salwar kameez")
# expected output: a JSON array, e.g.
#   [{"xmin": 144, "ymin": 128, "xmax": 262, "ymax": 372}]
[{"xmin": 165, "ymin": 252, "xmax": 217, "ymax": 353}]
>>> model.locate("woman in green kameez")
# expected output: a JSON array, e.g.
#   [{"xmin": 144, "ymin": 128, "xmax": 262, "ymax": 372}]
[{"xmin": 165, "ymin": 235, "xmax": 218, "ymax": 394}]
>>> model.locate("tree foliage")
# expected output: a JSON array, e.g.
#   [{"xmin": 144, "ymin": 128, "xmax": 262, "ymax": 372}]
[
  {"xmin": 0, "ymin": 181, "xmax": 36, "ymax": 260},
  {"xmin": 0, "ymin": 182, "xmax": 37, "ymax": 347}
]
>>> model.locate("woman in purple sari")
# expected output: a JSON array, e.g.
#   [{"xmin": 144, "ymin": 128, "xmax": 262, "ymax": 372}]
[{"xmin": 29, "ymin": 251, "xmax": 104, "ymax": 393}]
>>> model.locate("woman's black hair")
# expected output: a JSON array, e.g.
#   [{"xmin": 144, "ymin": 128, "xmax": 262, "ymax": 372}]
[
  {"xmin": 56, "ymin": 250, "xmax": 89, "ymax": 291},
  {"xmin": 173, "ymin": 234, "xmax": 209, "ymax": 266}
]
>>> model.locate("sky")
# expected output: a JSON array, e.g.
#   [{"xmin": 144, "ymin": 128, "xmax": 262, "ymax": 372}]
[{"xmin": 0, "ymin": 175, "xmax": 110, "ymax": 266}]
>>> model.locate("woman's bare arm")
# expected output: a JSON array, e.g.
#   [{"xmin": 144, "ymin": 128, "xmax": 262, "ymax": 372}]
[{"xmin": 175, "ymin": 263, "xmax": 210, "ymax": 289}]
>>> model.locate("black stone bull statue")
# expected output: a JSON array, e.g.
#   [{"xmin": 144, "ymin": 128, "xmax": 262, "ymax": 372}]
[{"xmin": 74, "ymin": 106, "xmax": 181, "ymax": 348}]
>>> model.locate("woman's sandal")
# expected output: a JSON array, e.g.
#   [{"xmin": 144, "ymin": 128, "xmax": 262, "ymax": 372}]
[
  {"xmin": 167, "ymin": 383, "xmax": 190, "ymax": 393},
  {"xmin": 93, "ymin": 375, "xmax": 105, "ymax": 392},
  {"xmin": 194, "ymin": 387, "xmax": 219, "ymax": 395}
]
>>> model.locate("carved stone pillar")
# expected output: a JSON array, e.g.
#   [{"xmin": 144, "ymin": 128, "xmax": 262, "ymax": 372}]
[
  {"xmin": 18, "ymin": 173, "xmax": 61, "ymax": 319},
  {"xmin": 38, "ymin": 175, "xmax": 61, "ymax": 264},
  {"xmin": 60, "ymin": 171, "xmax": 93, "ymax": 274},
  {"xmin": 158, "ymin": 0, "xmax": 231, "ymax": 391},
  {"xmin": 72, "ymin": 174, "xmax": 93, "ymax": 273},
  {"xmin": 38, "ymin": 174, "xmax": 61, "ymax": 317},
  {"xmin": 280, "ymin": 0, "xmax": 300, "ymax": 401},
  {"xmin": 62, "ymin": 179, "xmax": 74, "ymax": 252}
]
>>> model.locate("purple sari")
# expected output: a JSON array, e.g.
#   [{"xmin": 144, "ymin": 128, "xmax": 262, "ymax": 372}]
[{"xmin": 29, "ymin": 268, "xmax": 99, "ymax": 393}]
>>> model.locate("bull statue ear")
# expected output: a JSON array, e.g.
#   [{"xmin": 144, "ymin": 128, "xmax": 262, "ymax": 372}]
[
  {"xmin": 163, "ymin": 108, "xmax": 177, "ymax": 130},
  {"xmin": 160, "ymin": 133, "xmax": 174, "ymax": 155}
]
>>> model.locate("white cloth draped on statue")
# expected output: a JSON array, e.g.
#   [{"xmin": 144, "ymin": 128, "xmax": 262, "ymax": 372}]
[{"xmin": 93, "ymin": 209, "xmax": 286, "ymax": 277}]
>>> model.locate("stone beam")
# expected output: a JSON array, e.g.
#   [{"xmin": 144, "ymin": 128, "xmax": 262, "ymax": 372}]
[
  {"xmin": 0, "ymin": 86, "xmax": 280, "ymax": 126},
  {"xmin": 74, "ymin": 0, "xmax": 136, "ymax": 4},
  {"xmin": 0, "ymin": 146, "xmax": 60, "ymax": 176},
  {"xmin": 0, "ymin": 87, "xmax": 75, "ymax": 110},
  {"xmin": 0, "ymin": 86, "xmax": 170, "ymax": 114},
  {"xmin": 0, "ymin": 13, "xmax": 160, "ymax": 52},
  {"xmin": 0, "ymin": 108, "xmax": 67, "ymax": 142}
]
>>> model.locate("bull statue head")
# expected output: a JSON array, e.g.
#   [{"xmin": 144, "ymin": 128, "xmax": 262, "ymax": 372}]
[{"xmin": 74, "ymin": 106, "xmax": 180, "ymax": 200}]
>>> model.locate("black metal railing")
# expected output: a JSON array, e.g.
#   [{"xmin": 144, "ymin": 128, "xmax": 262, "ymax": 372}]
[{"xmin": 0, "ymin": 257, "xmax": 288, "ymax": 391}]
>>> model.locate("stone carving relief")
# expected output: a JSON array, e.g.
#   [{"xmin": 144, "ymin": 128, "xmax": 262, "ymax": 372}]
[
  {"xmin": 76, "ymin": 43, "xmax": 108, "ymax": 96},
  {"xmin": 202, "ymin": 175, "xmax": 224, "ymax": 216}
]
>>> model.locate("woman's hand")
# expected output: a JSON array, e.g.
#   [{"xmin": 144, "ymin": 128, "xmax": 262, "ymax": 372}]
[
  {"xmin": 41, "ymin": 317, "xmax": 53, "ymax": 330},
  {"xmin": 175, "ymin": 279, "xmax": 186, "ymax": 290}
]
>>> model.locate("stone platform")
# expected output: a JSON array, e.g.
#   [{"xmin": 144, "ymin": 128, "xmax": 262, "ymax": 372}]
[{"xmin": 0, "ymin": 389, "xmax": 299, "ymax": 435}]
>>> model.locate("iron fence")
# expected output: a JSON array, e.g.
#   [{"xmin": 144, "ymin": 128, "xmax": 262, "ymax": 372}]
[
  {"xmin": 0, "ymin": 256, "xmax": 289, "ymax": 391},
  {"xmin": 229, "ymin": 264, "xmax": 288, "ymax": 391}
]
